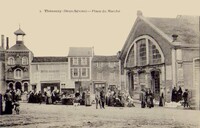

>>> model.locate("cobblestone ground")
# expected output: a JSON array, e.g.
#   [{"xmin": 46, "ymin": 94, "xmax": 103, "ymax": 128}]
[{"xmin": 0, "ymin": 102, "xmax": 200, "ymax": 128}]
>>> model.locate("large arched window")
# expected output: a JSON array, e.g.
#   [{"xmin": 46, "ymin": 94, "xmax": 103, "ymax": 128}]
[
  {"xmin": 126, "ymin": 46, "xmax": 135, "ymax": 67},
  {"xmin": 8, "ymin": 57, "xmax": 15, "ymax": 65},
  {"xmin": 14, "ymin": 68, "xmax": 23, "ymax": 79},
  {"xmin": 125, "ymin": 35, "xmax": 164, "ymax": 67},
  {"xmin": 152, "ymin": 45, "xmax": 161, "ymax": 64},
  {"xmin": 138, "ymin": 39, "xmax": 147, "ymax": 66},
  {"xmin": 149, "ymin": 39, "xmax": 162, "ymax": 64},
  {"xmin": 22, "ymin": 57, "xmax": 28, "ymax": 65}
]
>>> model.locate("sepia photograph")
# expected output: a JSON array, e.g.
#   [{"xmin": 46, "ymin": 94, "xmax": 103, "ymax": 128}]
[{"xmin": 0, "ymin": 0, "xmax": 200, "ymax": 127}]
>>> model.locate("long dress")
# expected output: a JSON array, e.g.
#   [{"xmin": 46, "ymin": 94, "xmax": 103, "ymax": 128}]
[
  {"xmin": 140, "ymin": 91, "xmax": 146, "ymax": 108},
  {"xmin": 171, "ymin": 89, "xmax": 177, "ymax": 102},
  {"xmin": 4, "ymin": 92, "xmax": 13, "ymax": 114}
]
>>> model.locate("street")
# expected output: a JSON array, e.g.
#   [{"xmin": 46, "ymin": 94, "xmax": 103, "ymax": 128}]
[{"xmin": 0, "ymin": 102, "xmax": 200, "ymax": 128}]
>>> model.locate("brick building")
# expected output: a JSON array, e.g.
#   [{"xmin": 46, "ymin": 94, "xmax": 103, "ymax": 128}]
[{"xmin": 118, "ymin": 11, "xmax": 199, "ymax": 108}]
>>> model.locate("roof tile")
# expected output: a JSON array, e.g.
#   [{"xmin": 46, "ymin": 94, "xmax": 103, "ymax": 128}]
[
  {"xmin": 32, "ymin": 56, "xmax": 68, "ymax": 62},
  {"xmin": 68, "ymin": 47, "xmax": 93, "ymax": 57},
  {"xmin": 92, "ymin": 55, "xmax": 119, "ymax": 62}
]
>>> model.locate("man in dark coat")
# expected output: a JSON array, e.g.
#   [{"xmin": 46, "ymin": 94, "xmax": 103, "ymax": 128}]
[
  {"xmin": 100, "ymin": 87, "xmax": 106, "ymax": 109},
  {"xmin": 183, "ymin": 89, "xmax": 189, "ymax": 108},
  {"xmin": 140, "ymin": 89, "xmax": 146, "ymax": 108}
]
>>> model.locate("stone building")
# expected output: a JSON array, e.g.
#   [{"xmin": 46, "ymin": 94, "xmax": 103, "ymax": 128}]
[
  {"xmin": 118, "ymin": 11, "xmax": 199, "ymax": 108},
  {"xmin": 68, "ymin": 47, "xmax": 93, "ymax": 93},
  {"xmin": 4, "ymin": 28, "xmax": 33, "ymax": 92},
  {"xmin": 0, "ymin": 29, "xmax": 122, "ymax": 96},
  {"xmin": 91, "ymin": 55, "xmax": 120, "ymax": 93},
  {"xmin": 30, "ymin": 57, "xmax": 74, "ymax": 94}
]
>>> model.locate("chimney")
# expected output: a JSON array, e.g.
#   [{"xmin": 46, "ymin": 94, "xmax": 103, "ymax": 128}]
[
  {"xmin": 172, "ymin": 34, "xmax": 178, "ymax": 42},
  {"xmin": 137, "ymin": 10, "xmax": 143, "ymax": 17},
  {"xmin": 1, "ymin": 35, "xmax": 4, "ymax": 49},
  {"xmin": 6, "ymin": 37, "xmax": 9, "ymax": 50}
]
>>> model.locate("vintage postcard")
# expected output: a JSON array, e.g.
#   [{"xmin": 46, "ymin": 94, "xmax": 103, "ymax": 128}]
[{"xmin": 0, "ymin": 0, "xmax": 200, "ymax": 128}]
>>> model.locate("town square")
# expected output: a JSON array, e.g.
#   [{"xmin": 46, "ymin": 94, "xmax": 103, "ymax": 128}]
[{"xmin": 0, "ymin": 0, "xmax": 200, "ymax": 128}]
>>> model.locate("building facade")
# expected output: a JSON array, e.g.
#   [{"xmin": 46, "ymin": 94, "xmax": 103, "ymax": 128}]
[
  {"xmin": 91, "ymin": 55, "xmax": 120, "ymax": 93},
  {"xmin": 68, "ymin": 47, "xmax": 93, "ymax": 93},
  {"xmin": 4, "ymin": 28, "xmax": 33, "ymax": 92},
  {"xmin": 0, "ymin": 30, "xmax": 121, "ymax": 96},
  {"xmin": 30, "ymin": 57, "xmax": 74, "ymax": 93},
  {"xmin": 119, "ymin": 11, "xmax": 199, "ymax": 108}
]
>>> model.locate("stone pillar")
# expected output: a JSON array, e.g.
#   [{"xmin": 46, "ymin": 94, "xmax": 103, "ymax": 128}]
[
  {"xmin": 22, "ymin": 83, "xmax": 24, "ymax": 92},
  {"xmin": 146, "ymin": 70, "xmax": 152, "ymax": 90}
]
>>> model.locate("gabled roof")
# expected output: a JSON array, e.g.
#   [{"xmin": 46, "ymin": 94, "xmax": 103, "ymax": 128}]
[
  {"xmin": 120, "ymin": 12, "xmax": 199, "ymax": 59},
  {"xmin": 32, "ymin": 56, "xmax": 68, "ymax": 63},
  {"xmin": 68, "ymin": 47, "xmax": 93, "ymax": 57},
  {"xmin": 146, "ymin": 15, "xmax": 199, "ymax": 45},
  {"xmin": 7, "ymin": 42, "xmax": 30, "ymax": 51},
  {"xmin": 92, "ymin": 55, "xmax": 119, "ymax": 62}
]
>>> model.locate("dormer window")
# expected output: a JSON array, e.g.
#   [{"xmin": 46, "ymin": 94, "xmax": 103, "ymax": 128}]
[
  {"xmin": 22, "ymin": 57, "xmax": 28, "ymax": 65},
  {"xmin": 8, "ymin": 57, "xmax": 15, "ymax": 65}
]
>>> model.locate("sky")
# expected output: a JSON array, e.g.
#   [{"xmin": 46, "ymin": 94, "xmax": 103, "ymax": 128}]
[{"xmin": 0, "ymin": 0, "xmax": 199, "ymax": 56}]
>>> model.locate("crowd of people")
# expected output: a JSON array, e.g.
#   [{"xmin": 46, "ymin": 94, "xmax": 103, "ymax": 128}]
[
  {"xmin": 0, "ymin": 85, "xmax": 193, "ymax": 115},
  {"xmin": 140, "ymin": 88, "xmax": 155, "ymax": 108},
  {"xmin": 95, "ymin": 87, "xmax": 135, "ymax": 109},
  {"xmin": 171, "ymin": 86, "xmax": 190, "ymax": 108},
  {"xmin": 2, "ymin": 88, "xmax": 21, "ymax": 115},
  {"xmin": 28, "ymin": 89, "xmax": 60, "ymax": 104}
]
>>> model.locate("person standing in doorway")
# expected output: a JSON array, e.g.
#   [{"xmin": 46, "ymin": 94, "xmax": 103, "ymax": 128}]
[
  {"xmin": 46, "ymin": 89, "xmax": 52, "ymax": 104},
  {"xmin": 171, "ymin": 87, "xmax": 177, "ymax": 102},
  {"xmin": 177, "ymin": 86, "xmax": 183, "ymax": 102}
]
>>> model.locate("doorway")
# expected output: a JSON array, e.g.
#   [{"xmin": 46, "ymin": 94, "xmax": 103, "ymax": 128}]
[
  {"xmin": 9, "ymin": 83, "xmax": 14, "ymax": 90},
  {"xmin": 15, "ymin": 82, "xmax": 22, "ymax": 90},
  {"xmin": 24, "ymin": 83, "xmax": 28, "ymax": 92},
  {"xmin": 151, "ymin": 70, "xmax": 160, "ymax": 99}
]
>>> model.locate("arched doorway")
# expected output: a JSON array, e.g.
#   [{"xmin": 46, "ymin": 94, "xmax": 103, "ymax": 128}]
[
  {"xmin": 24, "ymin": 83, "xmax": 28, "ymax": 92},
  {"xmin": 151, "ymin": 70, "xmax": 160, "ymax": 100},
  {"xmin": 128, "ymin": 71, "xmax": 134, "ymax": 96},
  {"xmin": 9, "ymin": 83, "xmax": 14, "ymax": 90},
  {"xmin": 15, "ymin": 82, "xmax": 22, "ymax": 90}
]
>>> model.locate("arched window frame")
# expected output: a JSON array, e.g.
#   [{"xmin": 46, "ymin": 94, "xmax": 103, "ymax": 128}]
[
  {"xmin": 14, "ymin": 68, "xmax": 23, "ymax": 79},
  {"xmin": 138, "ymin": 39, "xmax": 147, "ymax": 66},
  {"xmin": 124, "ymin": 35, "xmax": 164, "ymax": 67},
  {"xmin": 149, "ymin": 40, "xmax": 162, "ymax": 64},
  {"xmin": 22, "ymin": 56, "xmax": 29, "ymax": 65},
  {"xmin": 8, "ymin": 57, "xmax": 15, "ymax": 65},
  {"xmin": 8, "ymin": 82, "xmax": 14, "ymax": 90}
]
